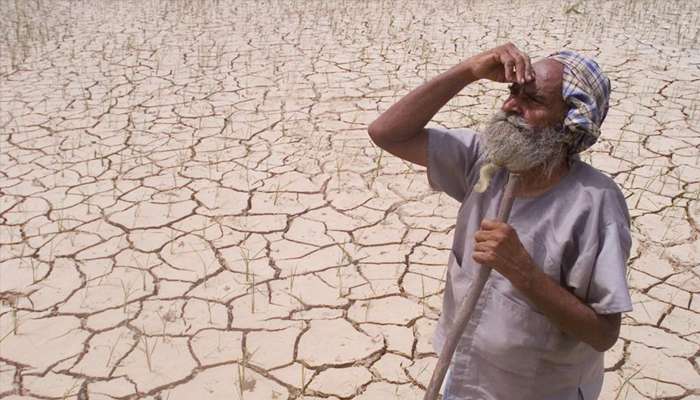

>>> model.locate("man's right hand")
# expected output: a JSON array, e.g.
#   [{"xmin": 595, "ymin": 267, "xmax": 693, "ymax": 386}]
[
  {"xmin": 368, "ymin": 42, "xmax": 535, "ymax": 168},
  {"xmin": 467, "ymin": 43, "xmax": 535, "ymax": 84}
]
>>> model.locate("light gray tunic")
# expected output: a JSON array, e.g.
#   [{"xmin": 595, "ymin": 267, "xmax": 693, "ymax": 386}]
[{"xmin": 426, "ymin": 127, "xmax": 633, "ymax": 400}]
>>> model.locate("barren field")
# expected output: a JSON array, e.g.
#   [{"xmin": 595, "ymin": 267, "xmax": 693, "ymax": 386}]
[{"xmin": 0, "ymin": 0, "xmax": 698, "ymax": 399}]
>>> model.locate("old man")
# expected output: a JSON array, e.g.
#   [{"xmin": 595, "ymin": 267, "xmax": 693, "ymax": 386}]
[{"xmin": 368, "ymin": 43, "xmax": 632, "ymax": 399}]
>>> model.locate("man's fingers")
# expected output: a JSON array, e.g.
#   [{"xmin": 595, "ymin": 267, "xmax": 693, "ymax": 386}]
[
  {"xmin": 473, "ymin": 43, "xmax": 530, "ymax": 83},
  {"xmin": 480, "ymin": 219, "xmax": 507, "ymax": 230},
  {"xmin": 513, "ymin": 47, "xmax": 534, "ymax": 82},
  {"xmin": 472, "ymin": 250, "xmax": 495, "ymax": 266},
  {"xmin": 508, "ymin": 48, "xmax": 526, "ymax": 83},
  {"xmin": 499, "ymin": 43, "xmax": 532, "ymax": 83},
  {"xmin": 474, "ymin": 230, "xmax": 488, "ymax": 241},
  {"xmin": 473, "ymin": 241, "xmax": 498, "ymax": 254},
  {"xmin": 474, "ymin": 229, "xmax": 500, "ymax": 242},
  {"xmin": 506, "ymin": 47, "xmax": 532, "ymax": 84},
  {"xmin": 499, "ymin": 53, "xmax": 516, "ymax": 82},
  {"xmin": 524, "ymin": 53, "xmax": 534, "ymax": 81}
]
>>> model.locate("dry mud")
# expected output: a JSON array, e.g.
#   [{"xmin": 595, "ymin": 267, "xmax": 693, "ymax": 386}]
[{"xmin": 0, "ymin": 0, "xmax": 698, "ymax": 399}]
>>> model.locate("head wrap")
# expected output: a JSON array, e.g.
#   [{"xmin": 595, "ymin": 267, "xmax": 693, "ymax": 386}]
[{"xmin": 547, "ymin": 50, "xmax": 611, "ymax": 154}]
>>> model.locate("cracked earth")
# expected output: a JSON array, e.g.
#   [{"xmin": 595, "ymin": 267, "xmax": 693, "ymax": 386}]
[{"xmin": 0, "ymin": 0, "xmax": 698, "ymax": 399}]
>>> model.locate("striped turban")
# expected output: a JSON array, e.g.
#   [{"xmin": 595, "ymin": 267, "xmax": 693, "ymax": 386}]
[{"xmin": 547, "ymin": 50, "xmax": 611, "ymax": 154}]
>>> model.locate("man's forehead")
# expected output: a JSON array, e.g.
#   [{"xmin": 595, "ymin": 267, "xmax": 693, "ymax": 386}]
[{"xmin": 527, "ymin": 59, "xmax": 564, "ymax": 99}]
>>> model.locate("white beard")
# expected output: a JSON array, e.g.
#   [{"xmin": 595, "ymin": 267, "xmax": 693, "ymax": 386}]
[{"xmin": 474, "ymin": 111, "xmax": 568, "ymax": 192}]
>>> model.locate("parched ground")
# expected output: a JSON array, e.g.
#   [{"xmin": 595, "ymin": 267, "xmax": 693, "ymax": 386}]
[{"xmin": 0, "ymin": 0, "xmax": 698, "ymax": 399}]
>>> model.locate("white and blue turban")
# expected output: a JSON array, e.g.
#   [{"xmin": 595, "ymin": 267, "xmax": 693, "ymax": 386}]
[{"xmin": 547, "ymin": 50, "xmax": 611, "ymax": 155}]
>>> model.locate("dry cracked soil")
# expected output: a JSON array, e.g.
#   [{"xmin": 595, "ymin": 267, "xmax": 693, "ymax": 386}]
[{"xmin": 0, "ymin": 0, "xmax": 698, "ymax": 399}]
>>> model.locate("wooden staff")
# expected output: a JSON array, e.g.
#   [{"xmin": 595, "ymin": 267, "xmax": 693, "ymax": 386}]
[{"xmin": 424, "ymin": 172, "xmax": 520, "ymax": 400}]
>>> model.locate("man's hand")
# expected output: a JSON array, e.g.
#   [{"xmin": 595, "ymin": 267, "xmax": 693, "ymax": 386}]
[
  {"xmin": 472, "ymin": 219, "xmax": 536, "ymax": 290},
  {"xmin": 473, "ymin": 219, "xmax": 622, "ymax": 352},
  {"xmin": 368, "ymin": 42, "xmax": 534, "ymax": 168},
  {"xmin": 467, "ymin": 42, "xmax": 535, "ymax": 84}
]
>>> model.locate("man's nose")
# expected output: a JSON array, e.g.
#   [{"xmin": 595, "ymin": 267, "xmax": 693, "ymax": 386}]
[{"xmin": 501, "ymin": 96, "xmax": 522, "ymax": 115}]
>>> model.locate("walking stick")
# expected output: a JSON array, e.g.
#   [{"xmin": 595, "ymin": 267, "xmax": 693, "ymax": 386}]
[{"xmin": 424, "ymin": 172, "xmax": 520, "ymax": 400}]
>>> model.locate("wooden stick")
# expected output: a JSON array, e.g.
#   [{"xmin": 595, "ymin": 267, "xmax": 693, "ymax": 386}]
[{"xmin": 424, "ymin": 172, "xmax": 520, "ymax": 400}]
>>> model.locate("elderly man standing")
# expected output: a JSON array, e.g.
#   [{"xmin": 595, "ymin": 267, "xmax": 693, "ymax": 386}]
[{"xmin": 368, "ymin": 43, "xmax": 633, "ymax": 399}]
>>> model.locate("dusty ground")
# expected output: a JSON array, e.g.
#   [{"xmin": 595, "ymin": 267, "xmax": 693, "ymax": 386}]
[{"xmin": 0, "ymin": 0, "xmax": 698, "ymax": 399}]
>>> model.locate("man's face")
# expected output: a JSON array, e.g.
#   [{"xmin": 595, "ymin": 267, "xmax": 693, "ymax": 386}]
[
  {"xmin": 481, "ymin": 110, "xmax": 568, "ymax": 175},
  {"xmin": 482, "ymin": 61, "xmax": 571, "ymax": 175},
  {"xmin": 500, "ymin": 59, "xmax": 568, "ymax": 130}
]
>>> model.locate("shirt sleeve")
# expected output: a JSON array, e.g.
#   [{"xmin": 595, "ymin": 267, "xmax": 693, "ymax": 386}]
[
  {"xmin": 566, "ymin": 207, "xmax": 634, "ymax": 315},
  {"xmin": 585, "ymin": 221, "xmax": 633, "ymax": 314},
  {"xmin": 426, "ymin": 127, "xmax": 484, "ymax": 203}
]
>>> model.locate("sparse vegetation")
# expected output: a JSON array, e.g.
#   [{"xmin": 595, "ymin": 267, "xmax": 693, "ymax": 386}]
[{"xmin": 0, "ymin": 0, "xmax": 696, "ymax": 397}]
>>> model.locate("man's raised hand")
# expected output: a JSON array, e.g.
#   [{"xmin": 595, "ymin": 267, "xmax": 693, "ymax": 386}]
[
  {"xmin": 467, "ymin": 43, "xmax": 535, "ymax": 84},
  {"xmin": 368, "ymin": 42, "xmax": 534, "ymax": 168}
]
